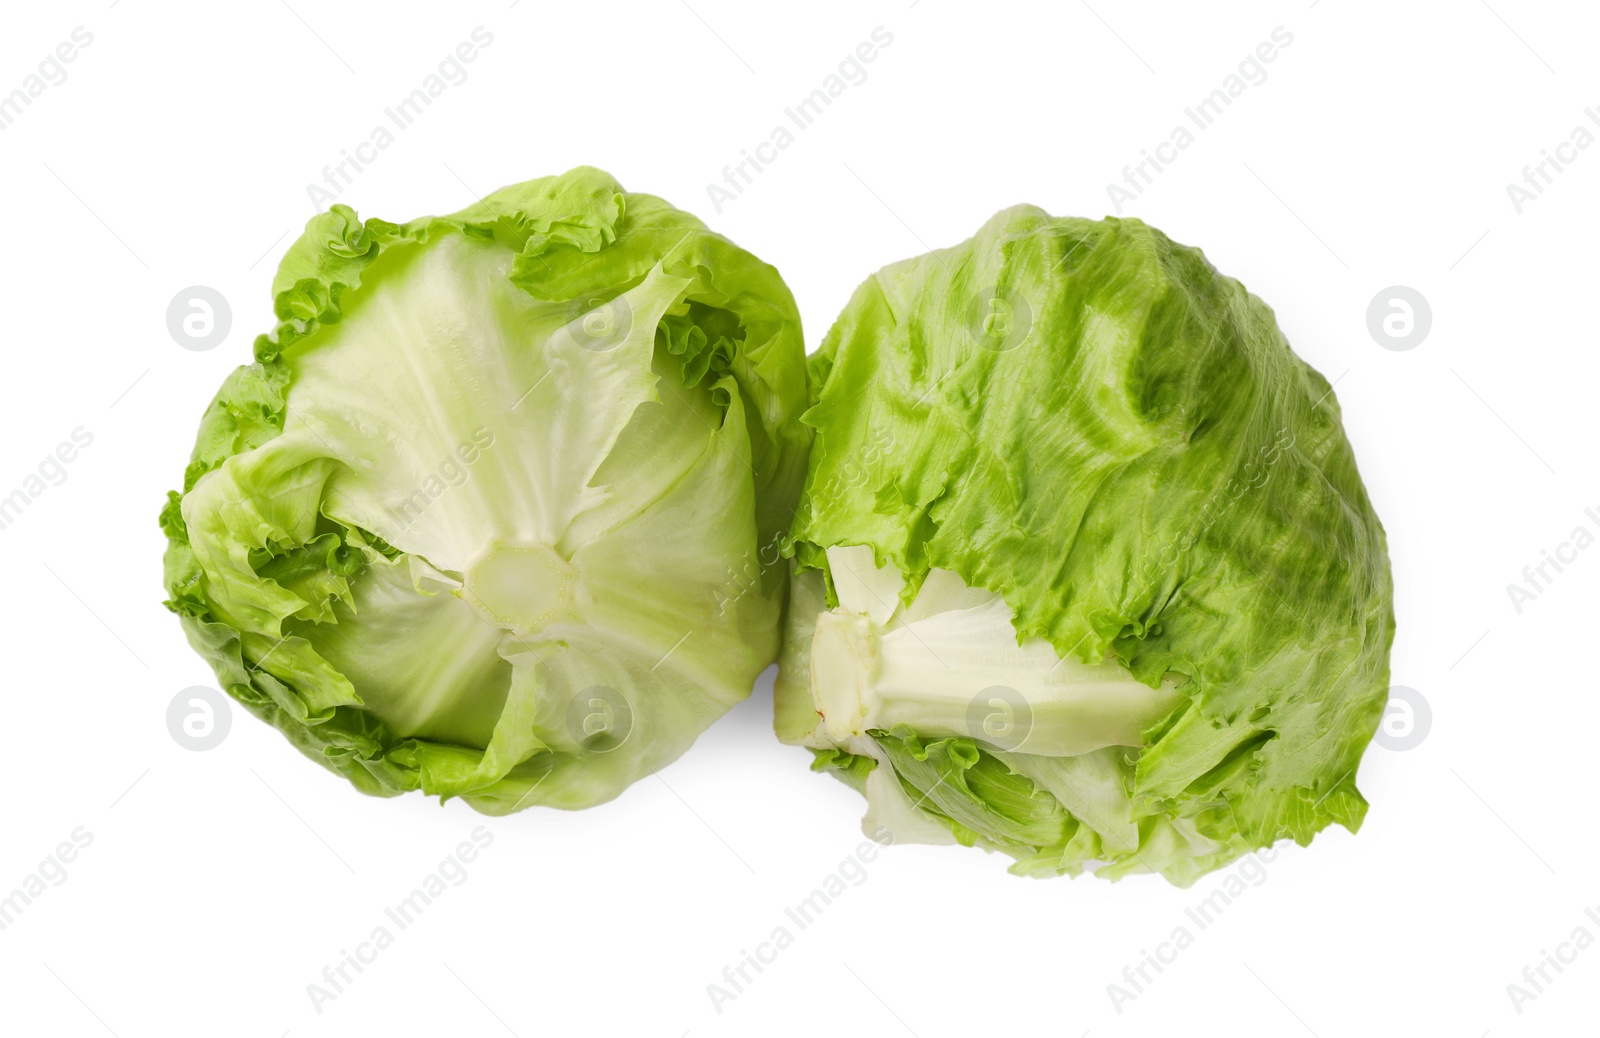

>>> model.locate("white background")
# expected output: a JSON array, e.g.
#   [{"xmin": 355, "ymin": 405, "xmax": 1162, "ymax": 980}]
[{"xmin": 1, "ymin": 1, "xmax": 1595, "ymax": 1035}]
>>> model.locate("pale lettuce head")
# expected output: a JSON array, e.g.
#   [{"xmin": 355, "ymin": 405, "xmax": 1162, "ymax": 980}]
[
  {"xmin": 162, "ymin": 167, "xmax": 810, "ymax": 813},
  {"xmin": 776, "ymin": 207, "xmax": 1393, "ymax": 885}
]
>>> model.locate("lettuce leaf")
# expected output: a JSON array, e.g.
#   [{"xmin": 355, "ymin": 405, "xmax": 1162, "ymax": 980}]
[
  {"xmin": 162, "ymin": 167, "xmax": 810, "ymax": 812},
  {"xmin": 777, "ymin": 207, "xmax": 1392, "ymax": 884}
]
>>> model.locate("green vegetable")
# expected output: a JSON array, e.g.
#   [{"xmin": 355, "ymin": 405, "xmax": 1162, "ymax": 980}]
[
  {"xmin": 776, "ymin": 206, "xmax": 1393, "ymax": 885},
  {"xmin": 162, "ymin": 167, "xmax": 810, "ymax": 812}
]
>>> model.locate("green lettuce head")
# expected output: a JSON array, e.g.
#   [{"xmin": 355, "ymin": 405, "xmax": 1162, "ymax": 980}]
[
  {"xmin": 161, "ymin": 167, "xmax": 810, "ymax": 813},
  {"xmin": 777, "ymin": 206, "xmax": 1393, "ymax": 885}
]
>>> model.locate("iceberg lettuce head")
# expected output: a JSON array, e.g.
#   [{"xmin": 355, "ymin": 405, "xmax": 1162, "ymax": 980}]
[
  {"xmin": 161, "ymin": 167, "xmax": 810, "ymax": 813},
  {"xmin": 776, "ymin": 207, "xmax": 1393, "ymax": 885}
]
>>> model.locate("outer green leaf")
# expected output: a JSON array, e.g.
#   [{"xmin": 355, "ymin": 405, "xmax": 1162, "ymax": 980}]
[
  {"xmin": 163, "ymin": 167, "xmax": 810, "ymax": 812},
  {"xmin": 778, "ymin": 207, "xmax": 1393, "ymax": 884}
]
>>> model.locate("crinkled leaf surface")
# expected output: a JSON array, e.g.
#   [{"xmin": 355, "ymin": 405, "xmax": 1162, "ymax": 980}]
[
  {"xmin": 777, "ymin": 208, "xmax": 1392, "ymax": 884},
  {"xmin": 162, "ymin": 167, "xmax": 810, "ymax": 812}
]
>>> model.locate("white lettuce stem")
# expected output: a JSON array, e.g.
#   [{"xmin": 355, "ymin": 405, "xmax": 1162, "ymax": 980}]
[{"xmin": 811, "ymin": 559, "xmax": 1184, "ymax": 757}]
